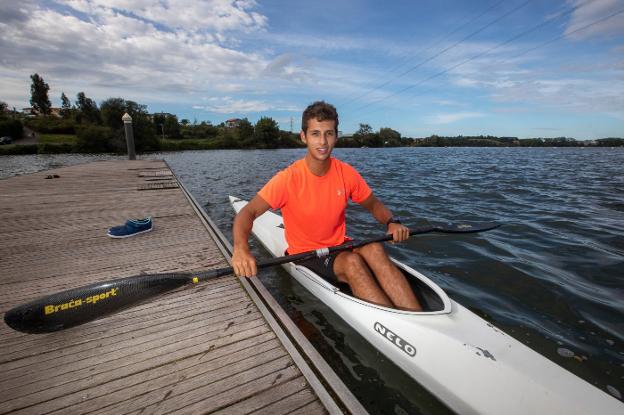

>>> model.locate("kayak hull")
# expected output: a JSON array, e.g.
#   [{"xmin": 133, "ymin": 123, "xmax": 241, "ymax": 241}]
[{"xmin": 230, "ymin": 196, "xmax": 622, "ymax": 415}]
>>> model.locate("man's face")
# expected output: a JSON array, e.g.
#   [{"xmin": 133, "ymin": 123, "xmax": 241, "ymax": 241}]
[{"xmin": 301, "ymin": 118, "xmax": 337, "ymax": 162}]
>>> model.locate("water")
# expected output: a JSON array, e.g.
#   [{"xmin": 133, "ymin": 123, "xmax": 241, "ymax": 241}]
[{"xmin": 2, "ymin": 147, "xmax": 623, "ymax": 413}]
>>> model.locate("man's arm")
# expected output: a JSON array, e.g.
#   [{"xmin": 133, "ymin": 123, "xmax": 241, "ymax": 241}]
[
  {"xmin": 232, "ymin": 195, "xmax": 272, "ymax": 277},
  {"xmin": 359, "ymin": 194, "xmax": 410, "ymax": 242}
]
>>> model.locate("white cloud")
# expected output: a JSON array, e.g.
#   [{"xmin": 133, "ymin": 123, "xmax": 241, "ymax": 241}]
[
  {"xmin": 488, "ymin": 76, "xmax": 624, "ymax": 119},
  {"xmin": 0, "ymin": 1, "xmax": 313, "ymax": 110},
  {"xmin": 193, "ymin": 96, "xmax": 297, "ymax": 114},
  {"xmin": 431, "ymin": 99, "xmax": 465, "ymax": 107},
  {"xmin": 60, "ymin": 0, "xmax": 268, "ymax": 33},
  {"xmin": 427, "ymin": 34, "xmax": 624, "ymax": 120},
  {"xmin": 564, "ymin": 0, "xmax": 624, "ymax": 40},
  {"xmin": 426, "ymin": 112, "xmax": 485, "ymax": 125},
  {"xmin": 259, "ymin": 32, "xmax": 424, "ymax": 58}
]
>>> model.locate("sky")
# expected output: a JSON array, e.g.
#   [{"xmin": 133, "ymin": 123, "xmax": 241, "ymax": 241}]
[{"xmin": 1, "ymin": 0, "xmax": 623, "ymax": 139}]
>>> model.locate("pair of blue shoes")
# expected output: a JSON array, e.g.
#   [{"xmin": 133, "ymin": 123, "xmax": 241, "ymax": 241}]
[{"xmin": 107, "ymin": 217, "xmax": 153, "ymax": 238}]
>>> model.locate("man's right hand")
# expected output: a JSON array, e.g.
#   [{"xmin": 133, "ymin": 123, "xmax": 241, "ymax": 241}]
[
  {"xmin": 232, "ymin": 248, "xmax": 258, "ymax": 278},
  {"xmin": 231, "ymin": 195, "xmax": 271, "ymax": 278}
]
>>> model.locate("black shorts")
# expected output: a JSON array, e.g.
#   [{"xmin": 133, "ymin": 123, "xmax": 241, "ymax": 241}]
[{"xmin": 293, "ymin": 244, "xmax": 352, "ymax": 286}]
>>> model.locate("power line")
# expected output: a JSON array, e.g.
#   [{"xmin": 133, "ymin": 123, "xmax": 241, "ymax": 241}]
[
  {"xmin": 339, "ymin": 0, "xmax": 506, "ymax": 107},
  {"xmin": 349, "ymin": 0, "xmax": 608, "ymax": 118},
  {"xmin": 340, "ymin": 0, "xmax": 531, "ymax": 110},
  {"xmin": 384, "ymin": 0, "xmax": 507, "ymax": 76}
]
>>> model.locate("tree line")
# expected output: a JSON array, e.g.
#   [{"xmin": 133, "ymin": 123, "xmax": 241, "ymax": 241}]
[
  {"xmin": 410, "ymin": 135, "xmax": 624, "ymax": 147},
  {"xmin": 1, "ymin": 73, "xmax": 303, "ymax": 153},
  {"xmin": 1, "ymin": 73, "xmax": 622, "ymax": 154}
]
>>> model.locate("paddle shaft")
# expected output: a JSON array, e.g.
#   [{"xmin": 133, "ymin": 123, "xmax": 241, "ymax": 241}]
[{"xmin": 238, "ymin": 223, "xmax": 499, "ymax": 275}]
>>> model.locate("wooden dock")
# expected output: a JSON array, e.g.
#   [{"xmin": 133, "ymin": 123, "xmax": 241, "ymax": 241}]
[{"xmin": 0, "ymin": 160, "xmax": 365, "ymax": 414}]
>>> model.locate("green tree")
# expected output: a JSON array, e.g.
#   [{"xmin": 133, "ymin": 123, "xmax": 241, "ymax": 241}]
[
  {"xmin": 379, "ymin": 127, "xmax": 401, "ymax": 146},
  {"xmin": 356, "ymin": 123, "xmax": 373, "ymax": 136},
  {"xmin": 100, "ymin": 97, "xmax": 126, "ymax": 130},
  {"xmin": 164, "ymin": 114, "xmax": 181, "ymax": 139},
  {"xmin": 152, "ymin": 113, "xmax": 181, "ymax": 139},
  {"xmin": 0, "ymin": 118, "xmax": 23, "ymax": 139},
  {"xmin": 100, "ymin": 98, "xmax": 158, "ymax": 152},
  {"xmin": 253, "ymin": 117, "xmax": 280, "ymax": 148},
  {"xmin": 596, "ymin": 138, "xmax": 624, "ymax": 146},
  {"xmin": 237, "ymin": 118, "xmax": 254, "ymax": 143},
  {"xmin": 30, "ymin": 73, "xmax": 52, "ymax": 115},
  {"xmin": 60, "ymin": 92, "xmax": 72, "ymax": 118},
  {"xmin": 279, "ymin": 130, "xmax": 304, "ymax": 148},
  {"xmin": 75, "ymin": 92, "xmax": 101, "ymax": 124},
  {"xmin": 0, "ymin": 101, "xmax": 8, "ymax": 113},
  {"xmin": 75, "ymin": 125, "xmax": 114, "ymax": 153},
  {"xmin": 214, "ymin": 127, "xmax": 239, "ymax": 148},
  {"xmin": 353, "ymin": 123, "xmax": 382, "ymax": 147},
  {"xmin": 152, "ymin": 113, "xmax": 166, "ymax": 139}
]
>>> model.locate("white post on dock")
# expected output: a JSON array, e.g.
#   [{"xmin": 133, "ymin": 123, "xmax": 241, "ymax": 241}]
[{"xmin": 122, "ymin": 112, "xmax": 136, "ymax": 160}]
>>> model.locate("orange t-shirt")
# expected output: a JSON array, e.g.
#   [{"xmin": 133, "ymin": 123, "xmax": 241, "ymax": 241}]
[{"xmin": 258, "ymin": 158, "xmax": 372, "ymax": 254}]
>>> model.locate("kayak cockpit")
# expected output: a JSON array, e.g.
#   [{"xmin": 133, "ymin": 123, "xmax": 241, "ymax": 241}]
[{"xmin": 296, "ymin": 259, "xmax": 450, "ymax": 313}]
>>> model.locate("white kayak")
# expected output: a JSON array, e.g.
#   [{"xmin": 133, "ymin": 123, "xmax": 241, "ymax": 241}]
[{"xmin": 230, "ymin": 196, "xmax": 622, "ymax": 415}]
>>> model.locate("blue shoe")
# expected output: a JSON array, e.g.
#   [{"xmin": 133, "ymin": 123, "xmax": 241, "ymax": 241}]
[{"xmin": 107, "ymin": 217, "xmax": 153, "ymax": 238}]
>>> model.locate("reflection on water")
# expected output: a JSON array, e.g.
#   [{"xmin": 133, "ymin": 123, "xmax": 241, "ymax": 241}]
[{"xmin": 2, "ymin": 147, "xmax": 623, "ymax": 412}]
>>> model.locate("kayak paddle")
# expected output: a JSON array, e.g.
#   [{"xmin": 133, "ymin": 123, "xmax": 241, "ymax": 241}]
[{"xmin": 4, "ymin": 222, "xmax": 499, "ymax": 334}]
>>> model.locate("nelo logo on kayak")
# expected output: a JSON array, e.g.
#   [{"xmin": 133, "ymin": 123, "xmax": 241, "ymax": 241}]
[{"xmin": 374, "ymin": 322, "xmax": 416, "ymax": 357}]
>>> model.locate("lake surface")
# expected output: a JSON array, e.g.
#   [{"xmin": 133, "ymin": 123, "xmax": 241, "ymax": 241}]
[{"xmin": 2, "ymin": 147, "xmax": 623, "ymax": 413}]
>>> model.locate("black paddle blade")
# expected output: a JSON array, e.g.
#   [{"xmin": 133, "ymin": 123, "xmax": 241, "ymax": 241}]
[{"xmin": 4, "ymin": 273, "xmax": 194, "ymax": 334}]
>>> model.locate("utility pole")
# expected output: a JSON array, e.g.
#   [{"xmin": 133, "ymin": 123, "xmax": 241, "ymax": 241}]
[{"xmin": 290, "ymin": 117, "xmax": 293, "ymax": 133}]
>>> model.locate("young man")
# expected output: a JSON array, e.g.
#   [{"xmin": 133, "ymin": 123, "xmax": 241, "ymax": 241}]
[{"xmin": 232, "ymin": 101, "xmax": 421, "ymax": 311}]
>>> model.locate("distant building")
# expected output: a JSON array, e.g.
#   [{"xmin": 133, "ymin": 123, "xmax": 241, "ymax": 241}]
[
  {"xmin": 21, "ymin": 107, "xmax": 62, "ymax": 117},
  {"xmin": 226, "ymin": 118, "xmax": 241, "ymax": 128},
  {"xmin": 22, "ymin": 107, "xmax": 37, "ymax": 117}
]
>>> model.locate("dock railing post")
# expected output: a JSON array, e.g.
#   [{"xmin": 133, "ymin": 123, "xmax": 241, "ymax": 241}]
[{"xmin": 122, "ymin": 113, "xmax": 136, "ymax": 160}]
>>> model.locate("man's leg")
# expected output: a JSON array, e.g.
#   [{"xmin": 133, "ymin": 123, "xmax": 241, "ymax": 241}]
[
  {"xmin": 333, "ymin": 251, "xmax": 393, "ymax": 308},
  {"xmin": 354, "ymin": 243, "xmax": 422, "ymax": 311}
]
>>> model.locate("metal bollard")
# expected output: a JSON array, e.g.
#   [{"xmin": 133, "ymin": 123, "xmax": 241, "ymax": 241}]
[{"xmin": 122, "ymin": 112, "xmax": 136, "ymax": 160}]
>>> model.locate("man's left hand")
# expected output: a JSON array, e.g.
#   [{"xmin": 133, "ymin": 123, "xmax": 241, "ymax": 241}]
[{"xmin": 387, "ymin": 222, "xmax": 410, "ymax": 243}]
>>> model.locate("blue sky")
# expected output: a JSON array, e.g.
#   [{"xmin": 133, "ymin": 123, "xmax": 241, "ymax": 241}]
[{"xmin": 1, "ymin": 0, "xmax": 623, "ymax": 139}]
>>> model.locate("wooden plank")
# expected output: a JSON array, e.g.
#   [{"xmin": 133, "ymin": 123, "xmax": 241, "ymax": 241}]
[
  {"xmin": 248, "ymin": 388, "xmax": 320, "ymax": 415},
  {"xmin": 138, "ymin": 170, "xmax": 173, "ymax": 177},
  {"xmin": 289, "ymin": 400, "xmax": 330, "ymax": 415},
  {"xmin": 170, "ymin": 367, "xmax": 303, "ymax": 415},
  {"xmin": 12, "ymin": 334, "xmax": 281, "ymax": 415},
  {"xmin": 88, "ymin": 356, "xmax": 296, "ymax": 415},
  {"xmin": 0, "ymin": 312, "xmax": 265, "ymax": 395},
  {"xmin": 210, "ymin": 377, "xmax": 312, "ymax": 415},
  {"xmin": 0, "ymin": 318, "xmax": 272, "ymax": 413}
]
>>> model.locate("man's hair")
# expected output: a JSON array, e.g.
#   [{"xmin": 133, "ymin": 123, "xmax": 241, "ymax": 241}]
[{"xmin": 301, "ymin": 101, "xmax": 339, "ymax": 134}]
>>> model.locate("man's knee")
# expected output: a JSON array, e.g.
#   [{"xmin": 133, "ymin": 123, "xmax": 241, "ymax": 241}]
[
  {"xmin": 336, "ymin": 252, "xmax": 367, "ymax": 282},
  {"xmin": 359, "ymin": 242, "xmax": 389, "ymax": 261},
  {"xmin": 365, "ymin": 242, "xmax": 385, "ymax": 255}
]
